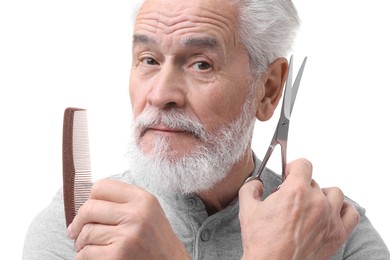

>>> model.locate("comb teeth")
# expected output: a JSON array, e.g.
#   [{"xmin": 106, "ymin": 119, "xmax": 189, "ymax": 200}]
[{"xmin": 62, "ymin": 107, "xmax": 92, "ymax": 227}]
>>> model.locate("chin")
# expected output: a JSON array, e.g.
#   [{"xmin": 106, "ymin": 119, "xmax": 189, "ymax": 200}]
[{"xmin": 139, "ymin": 137, "xmax": 201, "ymax": 159}]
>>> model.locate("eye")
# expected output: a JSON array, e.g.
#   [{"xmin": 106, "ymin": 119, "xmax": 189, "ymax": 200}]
[
  {"xmin": 141, "ymin": 57, "xmax": 159, "ymax": 66},
  {"xmin": 192, "ymin": 61, "xmax": 212, "ymax": 71}
]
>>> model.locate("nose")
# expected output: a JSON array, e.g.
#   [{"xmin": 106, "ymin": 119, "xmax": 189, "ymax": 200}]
[{"xmin": 147, "ymin": 64, "xmax": 186, "ymax": 109}]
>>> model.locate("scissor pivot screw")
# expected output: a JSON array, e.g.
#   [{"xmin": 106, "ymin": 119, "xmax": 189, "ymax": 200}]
[{"xmin": 282, "ymin": 121, "xmax": 288, "ymax": 127}]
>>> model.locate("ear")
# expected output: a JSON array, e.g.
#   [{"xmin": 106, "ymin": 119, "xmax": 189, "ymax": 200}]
[{"xmin": 255, "ymin": 57, "xmax": 288, "ymax": 121}]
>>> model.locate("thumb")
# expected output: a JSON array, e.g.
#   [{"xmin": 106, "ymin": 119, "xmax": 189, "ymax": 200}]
[{"xmin": 239, "ymin": 179, "xmax": 264, "ymax": 209}]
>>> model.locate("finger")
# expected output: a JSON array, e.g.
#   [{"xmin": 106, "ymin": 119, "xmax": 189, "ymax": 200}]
[
  {"xmin": 239, "ymin": 180, "xmax": 264, "ymax": 211},
  {"xmin": 340, "ymin": 201, "xmax": 360, "ymax": 236},
  {"xmin": 68, "ymin": 200, "xmax": 127, "ymax": 239},
  {"xmin": 278, "ymin": 178, "xmax": 320, "ymax": 192},
  {"xmin": 284, "ymin": 158, "xmax": 314, "ymax": 186},
  {"xmin": 76, "ymin": 245, "xmax": 114, "ymax": 260},
  {"xmin": 322, "ymin": 187, "xmax": 345, "ymax": 213},
  {"xmin": 310, "ymin": 179, "xmax": 320, "ymax": 189},
  {"xmin": 74, "ymin": 223, "xmax": 115, "ymax": 252},
  {"xmin": 91, "ymin": 178, "xmax": 142, "ymax": 203}
]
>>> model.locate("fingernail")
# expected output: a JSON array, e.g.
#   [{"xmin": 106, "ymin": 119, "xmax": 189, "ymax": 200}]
[{"xmin": 67, "ymin": 224, "xmax": 75, "ymax": 239}]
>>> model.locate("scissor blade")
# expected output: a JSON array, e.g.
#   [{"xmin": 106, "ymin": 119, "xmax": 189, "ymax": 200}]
[
  {"xmin": 290, "ymin": 56, "xmax": 307, "ymax": 113},
  {"xmin": 283, "ymin": 56, "xmax": 294, "ymax": 119}
]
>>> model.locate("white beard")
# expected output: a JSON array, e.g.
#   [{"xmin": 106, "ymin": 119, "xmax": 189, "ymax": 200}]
[{"xmin": 127, "ymin": 95, "xmax": 256, "ymax": 195}]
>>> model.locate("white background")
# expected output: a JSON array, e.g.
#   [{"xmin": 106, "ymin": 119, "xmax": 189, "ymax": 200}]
[{"xmin": 1, "ymin": 0, "xmax": 389, "ymax": 258}]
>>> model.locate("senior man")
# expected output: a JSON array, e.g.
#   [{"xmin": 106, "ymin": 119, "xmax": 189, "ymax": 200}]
[{"xmin": 23, "ymin": 0, "xmax": 390, "ymax": 259}]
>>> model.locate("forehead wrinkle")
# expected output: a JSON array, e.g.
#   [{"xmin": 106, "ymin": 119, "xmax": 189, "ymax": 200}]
[
  {"xmin": 162, "ymin": 13, "xmax": 238, "ymax": 47},
  {"xmin": 194, "ymin": 6, "xmax": 238, "ymax": 40},
  {"xmin": 135, "ymin": 3, "xmax": 238, "ymax": 45}
]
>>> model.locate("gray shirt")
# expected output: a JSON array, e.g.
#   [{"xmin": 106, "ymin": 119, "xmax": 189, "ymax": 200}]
[{"xmin": 23, "ymin": 157, "xmax": 390, "ymax": 259}]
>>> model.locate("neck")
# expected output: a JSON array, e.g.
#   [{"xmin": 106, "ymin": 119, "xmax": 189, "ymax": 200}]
[{"xmin": 197, "ymin": 149, "xmax": 254, "ymax": 215}]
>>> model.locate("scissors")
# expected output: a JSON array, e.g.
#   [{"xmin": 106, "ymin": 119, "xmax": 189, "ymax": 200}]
[{"xmin": 245, "ymin": 55, "xmax": 307, "ymax": 184}]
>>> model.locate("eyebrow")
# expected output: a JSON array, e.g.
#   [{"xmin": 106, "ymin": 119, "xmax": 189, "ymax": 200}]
[
  {"xmin": 132, "ymin": 34, "xmax": 219, "ymax": 50},
  {"xmin": 133, "ymin": 34, "xmax": 157, "ymax": 45},
  {"xmin": 181, "ymin": 37, "xmax": 219, "ymax": 49}
]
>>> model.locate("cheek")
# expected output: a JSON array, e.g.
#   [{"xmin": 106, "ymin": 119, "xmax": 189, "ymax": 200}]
[
  {"xmin": 215, "ymin": 81, "xmax": 250, "ymax": 112},
  {"xmin": 129, "ymin": 86, "xmax": 134, "ymax": 108},
  {"xmin": 129, "ymin": 74, "xmax": 136, "ymax": 104},
  {"xmin": 129, "ymin": 76, "xmax": 146, "ymax": 117},
  {"xmin": 192, "ymin": 89, "xmax": 248, "ymax": 130}
]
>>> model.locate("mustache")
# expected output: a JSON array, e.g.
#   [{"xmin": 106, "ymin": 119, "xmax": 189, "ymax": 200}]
[{"xmin": 134, "ymin": 108, "xmax": 206, "ymax": 139}]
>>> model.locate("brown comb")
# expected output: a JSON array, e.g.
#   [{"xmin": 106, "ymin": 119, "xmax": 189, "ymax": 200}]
[{"xmin": 62, "ymin": 107, "xmax": 92, "ymax": 227}]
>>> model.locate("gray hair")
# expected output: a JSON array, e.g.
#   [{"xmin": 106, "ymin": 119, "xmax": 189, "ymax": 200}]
[{"xmin": 230, "ymin": 0, "xmax": 300, "ymax": 77}]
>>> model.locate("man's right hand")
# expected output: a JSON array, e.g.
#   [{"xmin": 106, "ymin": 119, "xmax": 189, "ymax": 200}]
[{"xmin": 239, "ymin": 158, "xmax": 360, "ymax": 260}]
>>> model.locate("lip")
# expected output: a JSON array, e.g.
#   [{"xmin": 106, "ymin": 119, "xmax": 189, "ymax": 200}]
[{"xmin": 142, "ymin": 125, "xmax": 187, "ymax": 136}]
